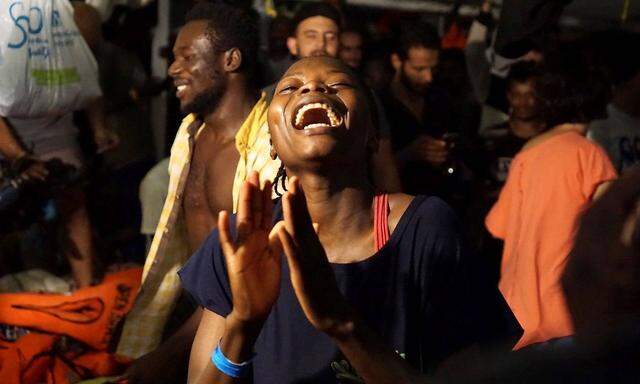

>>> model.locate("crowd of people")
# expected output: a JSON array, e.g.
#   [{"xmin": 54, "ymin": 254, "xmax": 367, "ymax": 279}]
[{"xmin": 0, "ymin": 0, "xmax": 639, "ymax": 383}]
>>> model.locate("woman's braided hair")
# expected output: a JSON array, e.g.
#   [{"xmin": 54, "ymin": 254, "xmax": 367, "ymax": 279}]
[{"xmin": 273, "ymin": 162, "xmax": 287, "ymax": 197}]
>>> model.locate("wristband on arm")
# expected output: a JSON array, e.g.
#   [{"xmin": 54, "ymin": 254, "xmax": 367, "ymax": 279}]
[{"xmin": 211, "ymin": 340, "xmax": 255, "ymax": 378}]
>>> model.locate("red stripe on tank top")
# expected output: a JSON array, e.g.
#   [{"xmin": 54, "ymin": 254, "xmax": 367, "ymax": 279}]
[{"xmin": 374, "ymin": 194, "xmax": 390, "ymax": 251}]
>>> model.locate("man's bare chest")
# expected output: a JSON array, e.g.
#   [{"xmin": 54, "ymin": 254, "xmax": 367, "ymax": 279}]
[{"xmin": 183, "ymin": 135, "xmax": 240, "ymax": 217}]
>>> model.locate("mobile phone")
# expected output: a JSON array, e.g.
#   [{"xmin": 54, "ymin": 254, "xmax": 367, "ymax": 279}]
[{"xmin": 442, "ymin": 132, "xmax": 460, "ymax": 150}]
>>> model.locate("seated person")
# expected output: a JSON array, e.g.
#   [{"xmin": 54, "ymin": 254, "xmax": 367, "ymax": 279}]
[
  {"xmin": 179, "ymin": 57, "xmax": 520, "ymax": 383},
  {"xmin": 0, "ymin": 108, "xmax": 116, "ymax": 289}
]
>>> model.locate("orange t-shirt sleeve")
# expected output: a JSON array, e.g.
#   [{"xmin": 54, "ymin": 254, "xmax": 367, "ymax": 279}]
[
  {"xmin": 486, "ymin": 170, "xmax": 515, "ymax": 240},
  {"xmin": 579, "ymin": 142, "xmax": 617, "ymax": 199}
]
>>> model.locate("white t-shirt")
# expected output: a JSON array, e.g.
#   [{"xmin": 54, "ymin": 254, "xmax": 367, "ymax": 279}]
[
  {"xmin": 588, "ymin": 104, "xmax": 640, "ymax": 173},
  {"xmin": 7, "ymin": 113, "xmax": 79, "ymax": 156}
]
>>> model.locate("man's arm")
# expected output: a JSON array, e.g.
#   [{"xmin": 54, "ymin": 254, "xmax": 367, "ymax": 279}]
[
  {"xmin": 0, "ymin": 116, "xmax": 27, "ymax": 159},
  {"xmin": 0, "ymin": 116, "xmax": 49, "ymax": 181},
  {"xmin": 593, "ymin": 181, "xmax": 611, "ymax": 201},
  {"xmin": 85, "ymin": 97, "xmax": 120, "ymax": 153},
  {"xmin": 465, "ymin": 1, "xmax": 493, "ymax": 103},
  {"xmin": 395, "ymin": 135, "xmax": 449, "ymax": 170},
  {"xmin": 124, "ymin": 307, "xmax": 203, "ymax": 384}
]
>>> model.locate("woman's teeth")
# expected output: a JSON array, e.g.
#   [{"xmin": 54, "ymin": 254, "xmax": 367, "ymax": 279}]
[{"xmin": 295, "ymin": 102, "xmax": 342, "ymax": 128}]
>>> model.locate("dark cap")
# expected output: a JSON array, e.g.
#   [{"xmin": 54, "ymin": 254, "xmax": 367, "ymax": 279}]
[{"xmin": 292, "ymin": 2, "xmax": 342, "ymax": 33}]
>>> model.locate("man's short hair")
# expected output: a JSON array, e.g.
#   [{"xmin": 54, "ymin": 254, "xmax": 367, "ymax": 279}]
[
  {"xmin": 394, "ymin": 21, "xmax": 440, "ymax": 59},
  {"xmin": 506, "ymin": 61, "xmax": 543, "ymax": 89},
  {"xmin": 536, "ymin": 65, "xmax": 609, "ymax": 129},
  {"xmin": 185, "ymin": 2, "xmax": 258, "ymax": 74},
  {"xmin": 291, "ymin": 2, "xmax": 342, "ymax": 35}
]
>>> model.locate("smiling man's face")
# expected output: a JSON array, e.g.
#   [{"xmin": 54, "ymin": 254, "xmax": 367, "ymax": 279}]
[
  {"xmin": 168, "ymin": 21, "xmax": 227, "ymax": 116},
  {"xmin": 287, "ymin": 16, "xmax": 340, "ymax": 59},
  {"xmin": 268, "ymin": 57, "xmax": 373, "ymax": 171}
]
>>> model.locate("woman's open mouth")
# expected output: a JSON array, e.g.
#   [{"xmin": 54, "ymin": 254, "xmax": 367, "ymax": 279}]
[{"xmin": 293, "ymin": 102, "xmax": 344, "ymax": 131}]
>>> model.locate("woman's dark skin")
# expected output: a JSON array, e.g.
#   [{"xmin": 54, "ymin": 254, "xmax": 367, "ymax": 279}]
[{"xmin": 188, "ymin": 57, "xmax": 424, "ymax": 384}]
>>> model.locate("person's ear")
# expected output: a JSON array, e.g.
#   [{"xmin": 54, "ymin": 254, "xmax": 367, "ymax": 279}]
[
  {"xmin": 391, "ymin": 53, "xmax": 402, "ymax": 73},
  {"xmin": 270, "ymin": 139, "xmax": 278, "ymax": 160},
  {"xmin": 223, "ymin": 48, "xmax": 242, "ymax": 72},
  {"xmin": 286, "ymin": 37, "xmax": 299, "ymax": 57}
]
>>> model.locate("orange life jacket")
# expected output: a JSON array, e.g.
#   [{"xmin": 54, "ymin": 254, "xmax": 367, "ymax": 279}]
[
  {"xmin": 0, "ymin": 268, "xmax": 141, "ymax": 350},
  {"xmin": 0, "ymin": 268, "xmax": 141, "ymax": 383}
]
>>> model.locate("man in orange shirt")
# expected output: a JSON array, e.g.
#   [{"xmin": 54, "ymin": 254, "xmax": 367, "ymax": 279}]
[{"xmin": 486, "ymin": 60, "xmax": 617, "ymax": 349}]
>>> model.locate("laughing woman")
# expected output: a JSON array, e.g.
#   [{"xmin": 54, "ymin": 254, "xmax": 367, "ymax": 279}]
[{"xmin": 179, "ymin": 57, "xmax": 520, "ymax": 384}]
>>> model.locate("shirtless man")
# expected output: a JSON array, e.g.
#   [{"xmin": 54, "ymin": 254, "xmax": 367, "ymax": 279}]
[
  {"xmin": 177, "ymin": 24, "xmax": 250, "ymax": 251},
  {"xmin": 116, "ymin": 3, "xmax": 278, "ymax": 382}
]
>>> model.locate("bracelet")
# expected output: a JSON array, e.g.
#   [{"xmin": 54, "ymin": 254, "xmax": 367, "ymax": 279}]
[{"xmin": 211, "ymin": 340, "xmax": 254, "ymax": 378}]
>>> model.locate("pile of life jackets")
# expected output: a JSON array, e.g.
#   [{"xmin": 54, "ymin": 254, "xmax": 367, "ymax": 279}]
[{"xmin": 0, "ymin": 268, "xmax": 142, "ymax": 383}]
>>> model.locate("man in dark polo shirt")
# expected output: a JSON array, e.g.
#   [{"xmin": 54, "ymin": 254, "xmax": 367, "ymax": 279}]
[{"xmin": 380, "ymin": 21, "xmax": 455, "ymax": 196}]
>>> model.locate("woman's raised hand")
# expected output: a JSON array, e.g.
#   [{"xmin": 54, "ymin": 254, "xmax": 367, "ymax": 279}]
[{"xmin": 218, "ymin": 171, "xmax": 283, "ymax": 326}]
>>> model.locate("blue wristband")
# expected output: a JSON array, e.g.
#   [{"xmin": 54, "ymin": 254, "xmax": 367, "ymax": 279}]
[{"xmin": 211, "ymin": 342, "xmax": 254, "ymax": 378}]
